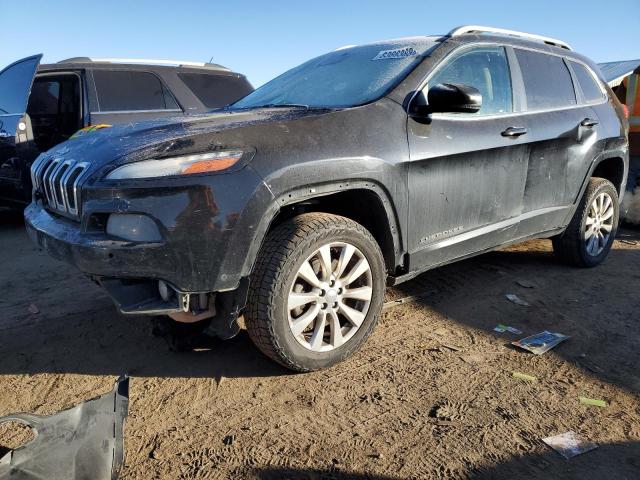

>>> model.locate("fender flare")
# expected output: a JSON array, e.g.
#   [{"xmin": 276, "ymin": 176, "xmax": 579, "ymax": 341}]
[
  {"xmin": 574, "ymin": 148, "xmax": 629, "ymax": 205},
  {"xmin": 239, "ymin": 179, "xmax": 405, "ymax": 279}
]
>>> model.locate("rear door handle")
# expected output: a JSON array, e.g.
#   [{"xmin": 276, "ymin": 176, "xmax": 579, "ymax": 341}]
[
  {"xmin": 580, "ymin": 118, "xmax": 599, "ymax": 127},
  {"xmin": 501, "ymin": 126, "xmax": 528, "ymax": 137}
]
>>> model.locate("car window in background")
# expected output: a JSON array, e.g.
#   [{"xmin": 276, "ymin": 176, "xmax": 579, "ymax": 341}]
[
  {"xmin": 179, "ymin": 73, "xmax": 253, "ymax": 109},
  {"xmin": 569, "ymin": 61, "xmax": 604, "ymax": 103},
  {"xmin": 515, "ymin": 49, "xmax": 576, "ymax": 110},
  {"xmin": 232, "ymin": 39, "xmax": 439, "ymax": 109},
  {"xmin": 28, "ymin": 80, "xmax": 60, "ymax": 114},
  {"xmin": 0, "ymin": 56, "xmax": 41, "ymax": 115},
  {"xmin": 428, "ymin": 47, "xmax": 513, "ymax": 115},
  {"xmin": 93, "ymin": 70, "xmax": 179, "ymax": 111}
]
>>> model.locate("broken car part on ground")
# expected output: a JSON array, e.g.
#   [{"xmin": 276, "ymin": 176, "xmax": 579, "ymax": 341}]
[{"xmin": 0, "ymin": 377, "xmax": 128, "ymax": 480}]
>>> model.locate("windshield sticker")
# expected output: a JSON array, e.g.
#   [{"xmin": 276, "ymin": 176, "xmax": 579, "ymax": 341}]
[{"xmin": 372, "ymin": 47, "xmax": 418, "ymax": 61}]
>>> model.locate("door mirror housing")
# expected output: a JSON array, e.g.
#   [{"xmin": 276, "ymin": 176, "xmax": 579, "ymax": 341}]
[{"xmin": 409, "ymin": 83, "xmax": 482, "ymax": 117}]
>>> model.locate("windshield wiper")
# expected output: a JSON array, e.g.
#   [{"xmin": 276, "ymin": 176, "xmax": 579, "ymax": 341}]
[
  {"xmin": 259, "ymin": 103, "xmax": 310, "ymax": 109},
  {"xmin": 224, "ymin": 103, "xmax": 312, "ymax": 112}
]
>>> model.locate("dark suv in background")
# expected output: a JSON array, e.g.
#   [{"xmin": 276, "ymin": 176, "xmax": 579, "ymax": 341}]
[
  {"xmin": 0, "ymin": 56, "xmax": 252, "ymax": 207},
  {"xmin": 25, "ymin": 26, "xmax": 628, "ymax": 372}
]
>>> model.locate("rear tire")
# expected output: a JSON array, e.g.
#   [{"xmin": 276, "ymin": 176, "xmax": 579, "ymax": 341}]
[
  {"xmin": 245, "ymin": 213, "xmax": 386, "ymax": 372},
  {"xmin": 552, "ymin": 177, "xmax": 619, "ymax": 267}
]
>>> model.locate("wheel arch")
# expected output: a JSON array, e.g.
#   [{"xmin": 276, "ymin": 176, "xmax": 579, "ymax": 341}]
[
  {"xmin": 591, "ymin": 154, "xmax": 626, "ymax": 194},
  {"xmin": 240, "ymin": 181, "xmax": 405, "ymax": 280},
  {"xmin": 573, "ymin": 149, "xmax": 629, "ymax": 205}
]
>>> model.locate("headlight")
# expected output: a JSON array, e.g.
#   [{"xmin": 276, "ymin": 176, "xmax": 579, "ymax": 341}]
[{"xmin": 105, "ymin": 150, "xmax": 244, "ymax": 180}]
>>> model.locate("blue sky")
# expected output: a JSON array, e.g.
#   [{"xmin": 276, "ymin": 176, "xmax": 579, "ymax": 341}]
[{"xmin": 1, "ymin": 0, "xmax": 638, "ymax": 87}]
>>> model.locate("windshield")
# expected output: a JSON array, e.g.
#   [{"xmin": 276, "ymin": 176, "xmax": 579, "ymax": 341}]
[{"xmin": 232, "ymin": 38, "xmax": 438, "ymax": 109}]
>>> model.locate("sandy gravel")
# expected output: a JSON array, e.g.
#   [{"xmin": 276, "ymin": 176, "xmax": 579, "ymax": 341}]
[{"xmin": 0, "ymin": 209, "xmax": 638, "ymax": 479}]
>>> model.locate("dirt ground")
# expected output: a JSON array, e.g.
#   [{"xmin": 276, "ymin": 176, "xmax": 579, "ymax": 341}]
[{"xmin": 0, "ymin": 208, "xmax": 638, "ymax": 480}]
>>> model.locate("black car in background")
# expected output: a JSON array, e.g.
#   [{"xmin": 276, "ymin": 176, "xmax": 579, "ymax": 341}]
[
  {"xmin": 0, "ymin": 56, "xmax": 253, "ymax": 208},
  {"xmin": 25, "ymin": 26, "xmax": 628, "ymax": 372}
]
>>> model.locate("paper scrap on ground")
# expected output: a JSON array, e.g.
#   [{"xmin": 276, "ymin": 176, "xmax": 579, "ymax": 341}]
[
  {"xmin": 494, "ymin": 324, "xmax": 522, "ymax": 334},
  {"xmin": 505, "ymin": 293, "xmax": 530, "ymax": 307},
  {"xmin": 542, "ymin": 431, "xmax": 597, "ymax": 459},
  {"xmin": 512, "ymin": 371, "xmax": 537, "ymax": 382},
  {"xmin": 579, "ymin": 397, "xmax": 607, "ymax": 408},
  {"xmin": 512, "ymin": 331, "xmax": 569, "ymax": 355}
]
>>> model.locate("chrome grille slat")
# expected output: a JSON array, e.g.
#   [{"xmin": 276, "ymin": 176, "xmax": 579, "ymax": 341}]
[{"xmin": 30, "ymin": 157, "xmax": 89, "ymax": 219}]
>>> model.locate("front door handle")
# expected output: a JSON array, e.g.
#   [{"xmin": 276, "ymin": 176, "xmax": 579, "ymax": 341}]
[
  {"xmin": 501, "ymin": 126, "xmax": 528, "ymax": 137},
  {"xmin": 580, "ymin": 118, "xmax": 599, "ymax": 127}
]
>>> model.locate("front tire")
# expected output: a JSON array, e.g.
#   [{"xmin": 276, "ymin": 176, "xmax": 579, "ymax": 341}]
[
  {"xmin": 245, "ymin": 213, "xmax": 386, "ymax": 372},
  {"xmin": 553, "ymin": 177, "xmax": 619, "ymax": 267}
]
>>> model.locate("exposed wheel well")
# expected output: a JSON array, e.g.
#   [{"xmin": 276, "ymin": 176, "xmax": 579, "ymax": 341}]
[
  {"xmin": 268, "ymin": 189, "xmax": 399, "ymax": 273},
  {"xmin": 592, "ymin": 157, "xmax": 625, "ymax": 194}
]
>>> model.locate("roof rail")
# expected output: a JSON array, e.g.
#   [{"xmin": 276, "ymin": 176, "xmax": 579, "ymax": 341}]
[
  {"xmin": 447, "ymin": 25, "xmax": 572, "ymax": 51},
  {"xmin": 57, "ymin": 57, "xmax": 230, "ymax": 70}
]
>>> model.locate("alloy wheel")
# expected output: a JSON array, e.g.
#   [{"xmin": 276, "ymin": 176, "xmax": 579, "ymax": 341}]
[
  {"xmin": 584, "ymin": 192, "xmax": 614, "ymax": 256},
  {"xmin": 287, "ymin": 242, "xmax": 373, "ymax": 352}
]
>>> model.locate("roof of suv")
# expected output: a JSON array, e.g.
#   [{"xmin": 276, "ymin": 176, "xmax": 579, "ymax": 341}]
[{"xmin": 38, "ymin": 57, "xmax": 246, "ymax": 78}]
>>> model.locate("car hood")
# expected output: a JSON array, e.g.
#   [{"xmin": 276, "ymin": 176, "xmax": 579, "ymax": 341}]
[{"xmin": 43, "ymin": 107, "xmax": 335, "ymax": 169}]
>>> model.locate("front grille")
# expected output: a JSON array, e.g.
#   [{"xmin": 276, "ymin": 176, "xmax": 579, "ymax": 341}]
[{"xmin": 31, "ymin": 156, "xmax": 89, "ymax": 218}]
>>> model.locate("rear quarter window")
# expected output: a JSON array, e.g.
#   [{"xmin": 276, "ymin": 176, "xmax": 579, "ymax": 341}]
[
  {"xmin": 178, "ymin": 73, "xmax": 253, "ymax": 109},
  {"xmin": 515, "ymin": 49, "xmax": 576, "ymax": 110},
  {"xmin": 93, "ymin": 70, "xmax": 179, "ymax": 112},
  {"xmin": 569, "ymin": 61, "xmax": 605, "ymax": 103}
]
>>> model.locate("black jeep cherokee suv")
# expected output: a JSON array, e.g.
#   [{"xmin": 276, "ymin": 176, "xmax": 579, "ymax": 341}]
[{"xmin": 25, "ymin": 26, "xmax": 629, "ymax": 372}]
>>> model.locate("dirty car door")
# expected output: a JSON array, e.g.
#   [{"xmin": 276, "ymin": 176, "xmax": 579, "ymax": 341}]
[
  {"xmin": 407, "ymin": 46, "xmax": 529, "ymax": 271},
  {"xmin": 0, "ymin": 54, "xmax": 42, "ymax": 205},
  {"xmin": 513, "ymin": 49, "xmax": 603, "ymax": 236}
]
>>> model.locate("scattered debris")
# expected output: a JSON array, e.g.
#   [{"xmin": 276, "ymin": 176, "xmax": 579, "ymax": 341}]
[
  {"xmin": 580, "ymin": 361, "xmax": 605, "ymax": 374},
  {"xmin": 368, "ymin": 452, "xmax": 383, "ymax": 459},
  {"xmin": 579, "ymin": 397, "xmax": 608, "ymax": 408},
  {"xmin": 27, "ymin": 304, "xmax": 39, "ymax": 315},
  {"xmin": 619, "ymin": 239, "xmax": 638, "ymax": 245},
  {"xmin": 223, "ymin": 435, "xmax": 235, "ymax": 446},
  {"xmin": 512, "ymin": 331, "xmax": 569, "ymax": 355},
  {"xmin": 0, "ymin": 376, "xmax": 129, "ymax": 480},
  {"xmin": 512, "ymin": 371, "xmax": 538, "ymax": 382},
  {"xmin": 542, "ymin": 431, "xmax": 597, "ymax": 459},
  {"xmin": 505, "ymin": 293, "xmax": 530, "ymax": 307},
  {"xmin": 516, "ymin": 280, "xmax": 536, "ymax": 288},
  {"xmin": 494, "ymin": 324, "xmax": 523, "ymax": 334},
  {"xmin": 382, "ymin": 290, "xmax": 438, "ymax": 311},
  {"xmin": 441, "ymin": 343, "xmax": 462, "ymax": 352}
]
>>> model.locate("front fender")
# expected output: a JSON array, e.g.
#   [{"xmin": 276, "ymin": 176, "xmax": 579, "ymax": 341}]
[{"xmin": 233, "ymin": 179, "xmax": 405, "ymax": 284}]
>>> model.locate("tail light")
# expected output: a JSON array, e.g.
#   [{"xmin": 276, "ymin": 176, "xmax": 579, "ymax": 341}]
[{"xmin": 621, "ymin": 104, "xmax": 630, "ymax": 119}]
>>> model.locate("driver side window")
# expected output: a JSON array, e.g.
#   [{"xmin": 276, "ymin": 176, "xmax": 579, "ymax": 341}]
[{"xmin": 429, "ymin": 47, "xmax": 513, "ymax": 115}]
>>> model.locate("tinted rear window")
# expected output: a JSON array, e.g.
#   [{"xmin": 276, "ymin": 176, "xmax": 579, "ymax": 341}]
[
  {"xmin": 93, "ymin": 70, "xmax": 179, "ymax": 111},
  {"xmin": 569, "ymin": 61, "xmax": 604, "ymax": 103},
  {"xmin": 515, "ymin": 49, "xmax": 576, "ymax": 110},
  {"xmin": 178, "ymin": 73, "xmax": 253, "ymax": 108}
]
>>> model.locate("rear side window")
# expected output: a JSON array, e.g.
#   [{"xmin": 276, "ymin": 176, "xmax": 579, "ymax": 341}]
[
  {"xmin": 178, "ymin": 73, "xmax": 253, "ymax": 109},
  {"xmin": 569, "ymin": 61, "xmax": 604, "ymax": 103},
  {"xmin": 428, "ymin": 46, "xmax": 512, "ymax": 115},
  {"xmin": 515, "ymin": 49, "xmax": 576, "ymax": 110},
  {"xmin": 93, "ymin": 70, "xmax": 179, "ymax": 111}
]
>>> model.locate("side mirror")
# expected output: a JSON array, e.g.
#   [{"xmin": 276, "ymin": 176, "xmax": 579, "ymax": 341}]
[{"xmin": 409, "ymin": 83, "xmax": 482, "ymax": 117}]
